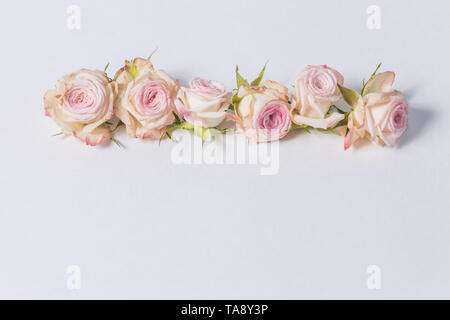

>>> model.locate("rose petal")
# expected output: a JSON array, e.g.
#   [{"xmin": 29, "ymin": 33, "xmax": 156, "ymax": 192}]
[
  {"xmin": 293, "ymin": 112, "xmax": 345, "ymax": 129},
  {"xmin": 362, "ymin": 71, "xmax": 395, "ymax": 96}
]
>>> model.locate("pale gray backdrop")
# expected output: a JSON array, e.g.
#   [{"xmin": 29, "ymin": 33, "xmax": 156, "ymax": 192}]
[{"xmin": 0, "ymin": 0, "xmax": 449, "ymax": 299}]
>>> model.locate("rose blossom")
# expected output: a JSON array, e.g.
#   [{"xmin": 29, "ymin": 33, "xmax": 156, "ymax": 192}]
[
  {"xmin": 292, "ymin": 65, "xmax": 345, "ymax": 129},
  {"xmin": 44, "ymin": 69, "xmax": 116, "ymax": 146},
  {"xmin": 343, "ymin": 71, "xmax": 408, "ymax": 149},
  {"xmin": 114, "ymin": 58, "xmax": 177, "ymax": 139},
  {"xmin": 229, "ymin": 80, "xmax": 293, "ymax": 142},
  {"xmin": 175, "ymin": 78, "xmax": 232, "ymax": 128}
]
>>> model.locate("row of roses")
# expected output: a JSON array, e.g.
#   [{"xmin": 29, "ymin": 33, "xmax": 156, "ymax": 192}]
[{"xmin": 44, "ymin": 57, "xmax": 408, "ymax": 149}]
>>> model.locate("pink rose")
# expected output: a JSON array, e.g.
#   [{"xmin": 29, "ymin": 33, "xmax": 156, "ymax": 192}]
[
  {"xmin": 229, "ymin": 80, "xmax": 292, "ymax": 142},
  {"xmin": 44, "ymin": 69, "xmax": 116, "ymax": 146},
  {"xmin": 114, "ymin": 58, "xmax": 177, "ymax": 139},
  {"xmin": 342, "ymin": 71, "xmax": 408, "ymax": 149},
  {"xmin": 175, "ymin": 78, "xmax": 232, "ymax": 128},
  {"xmin": 292, "ymin": 65, "xmax": 345, "ymax": 129}
]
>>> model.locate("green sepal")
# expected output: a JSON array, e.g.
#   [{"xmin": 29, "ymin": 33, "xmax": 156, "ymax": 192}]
[
  {"xmin": 111, "ymin": 137, "xmax": 123, "ymax": 148},
  {"xmin": 231, "ymin": 94, "xmax": 242, "ymax": 110},
  {"xmin": 172, "ymin": 111, "xmax": 182, "ymax": 125},
  {"xmin": 291, "ymin": 123, "xmax": 311, "ymax": 134},
  {"xmin": 159, "ymin": 121, "xmax": 194, "ymax": 144},
  {"xmin": 235, "ymin": 65, "xmax": 249, "ymax": 89},
  {"xmin": 193, "ymin": 126, "xmax": 230, "ymax": 141},
  {"xmin": 338, "ymin": 84, "xmax": 361, "ymax": 110},
  {"xmin": 360, "ymin": 63, "xmax": 382, "ymax": 95},
  {"xmin": 148, "ymin": 47, "xmax": 158, "ymax": 61},
  {"xmin": 126, "ymin": 61, "xmax": 139, "ymax": 79},
  {"xmin": 250, "ymin": 62, "xmax": 268, "ymax": 86},
  {"xmin": 194, "ymin": 126, "xmax": 211, "ymax": 141}
]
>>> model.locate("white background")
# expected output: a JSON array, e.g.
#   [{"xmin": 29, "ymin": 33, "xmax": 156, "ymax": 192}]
[{"xmin": 0, "ymin": 0, "xmax": 449, "ymax": 299}]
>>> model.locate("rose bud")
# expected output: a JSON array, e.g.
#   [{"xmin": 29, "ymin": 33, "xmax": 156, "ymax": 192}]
[
  {"xmin": 175, "ymin": 78, "xmax": 232, "ymax": 128},
  {"xmin": 230, "ymin": 80, "xmax": 293, "ymax": 142},
  {"xmin": 44, "ymin": 69, "xmax": 116, "ymax": 146},
  {"xmin": 114, "ymin": 58, "xmax": 177, "ymax": 139},
  {"xmin": 341, "ymin": 71, "xmax": 408, "ymax": 149},
  {"xmin": 292, "ymin": 65, "xmax": 345, "ymax": 129}
]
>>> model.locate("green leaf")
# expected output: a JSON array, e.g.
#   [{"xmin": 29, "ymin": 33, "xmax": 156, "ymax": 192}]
[
  {"xmin": 361, "ymin": 63, "xmax": 381, "ymax": 94},
  {"xmin": 162, "ymin": 121, "xmax": 229, "ymax": 144},
  {"xmin": 159, "ymin": 131, "xmax": 165, "ymax": 145},
  {"xmin": 172, "ymin": 111, "xmax": 181, "ymax": 125},
  {"xmin": 250, "ymin": 61, "xmax": 268, "ymax": 86},
  {"xmin": 111, "ymin": 137, "xmax": 123, "ymax": 148},
  {"xmin": 371, "ymin": 63, "xmax": 382, "ymax": 78},
  {"xmin": 158, "ymin": 129, "xmax": 173, "ymax": 145},
  {"xmin": 166, "ymin": 121, "xmax": 195, "ymax": 133},
  {"xmin": 338, "ymin": 84, "xmax": 361, "ymax": 110},
  {"xmin": 194, "ymin": 126, "xmax": 210, "ymax": 141},
  {"xmin": 104, "ymin": 62, "xmax": 110, "ymax": 72},
  {"xmin": 291, "ymin": 123, "xmax": 311, "ymax": 134},
  {"xmin": 235, "ymin": 65, "xmax": 249, "ymax": 89},
  {"xmin": 209, "ymin": 128, "xmax": 232, "ymax": 135},
  {"xmin": 148, "ymin": 47, "xmax": 158, "ymax": 61},
  {"xmin": 52, "ymin": 132, "xmax": 63, "ymax": 137}
]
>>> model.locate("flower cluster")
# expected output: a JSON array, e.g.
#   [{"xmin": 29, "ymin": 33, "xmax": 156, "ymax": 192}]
[{"xmin": 44, "ymin": 58, "xmax": 408, "ymax": 149}]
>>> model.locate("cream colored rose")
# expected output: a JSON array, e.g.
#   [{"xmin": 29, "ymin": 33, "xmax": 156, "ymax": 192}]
[
  {"xmin": 292, "ymin": 65, "xmax": 345, "ymax": 129},
  {"xmin": 44, "ymin": 69, "xmax": 116, "ymax": 146},
  {"xmin": 342, "ymin": 71, "xmax": 408, "ymax": 149},
  {"xmin": 175, "ymin": 78, "xmax": 231, "ymax": 128},
  {"xmin": 230, "ymin": 80, "xmax": 293, "ymax": 142},
  {"xmin": 114, "ymin": 58, "xmax": 177, "ymax": 139}
]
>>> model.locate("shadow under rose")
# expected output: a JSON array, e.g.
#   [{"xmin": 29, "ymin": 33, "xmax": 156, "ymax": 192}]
[
  {"xmin": 283, "ymin": 127, "xmax": 308, "ymax": 141},
  {"xmin": 397, "ymin": 106, "xmax": 435, "ymax": 149}
]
